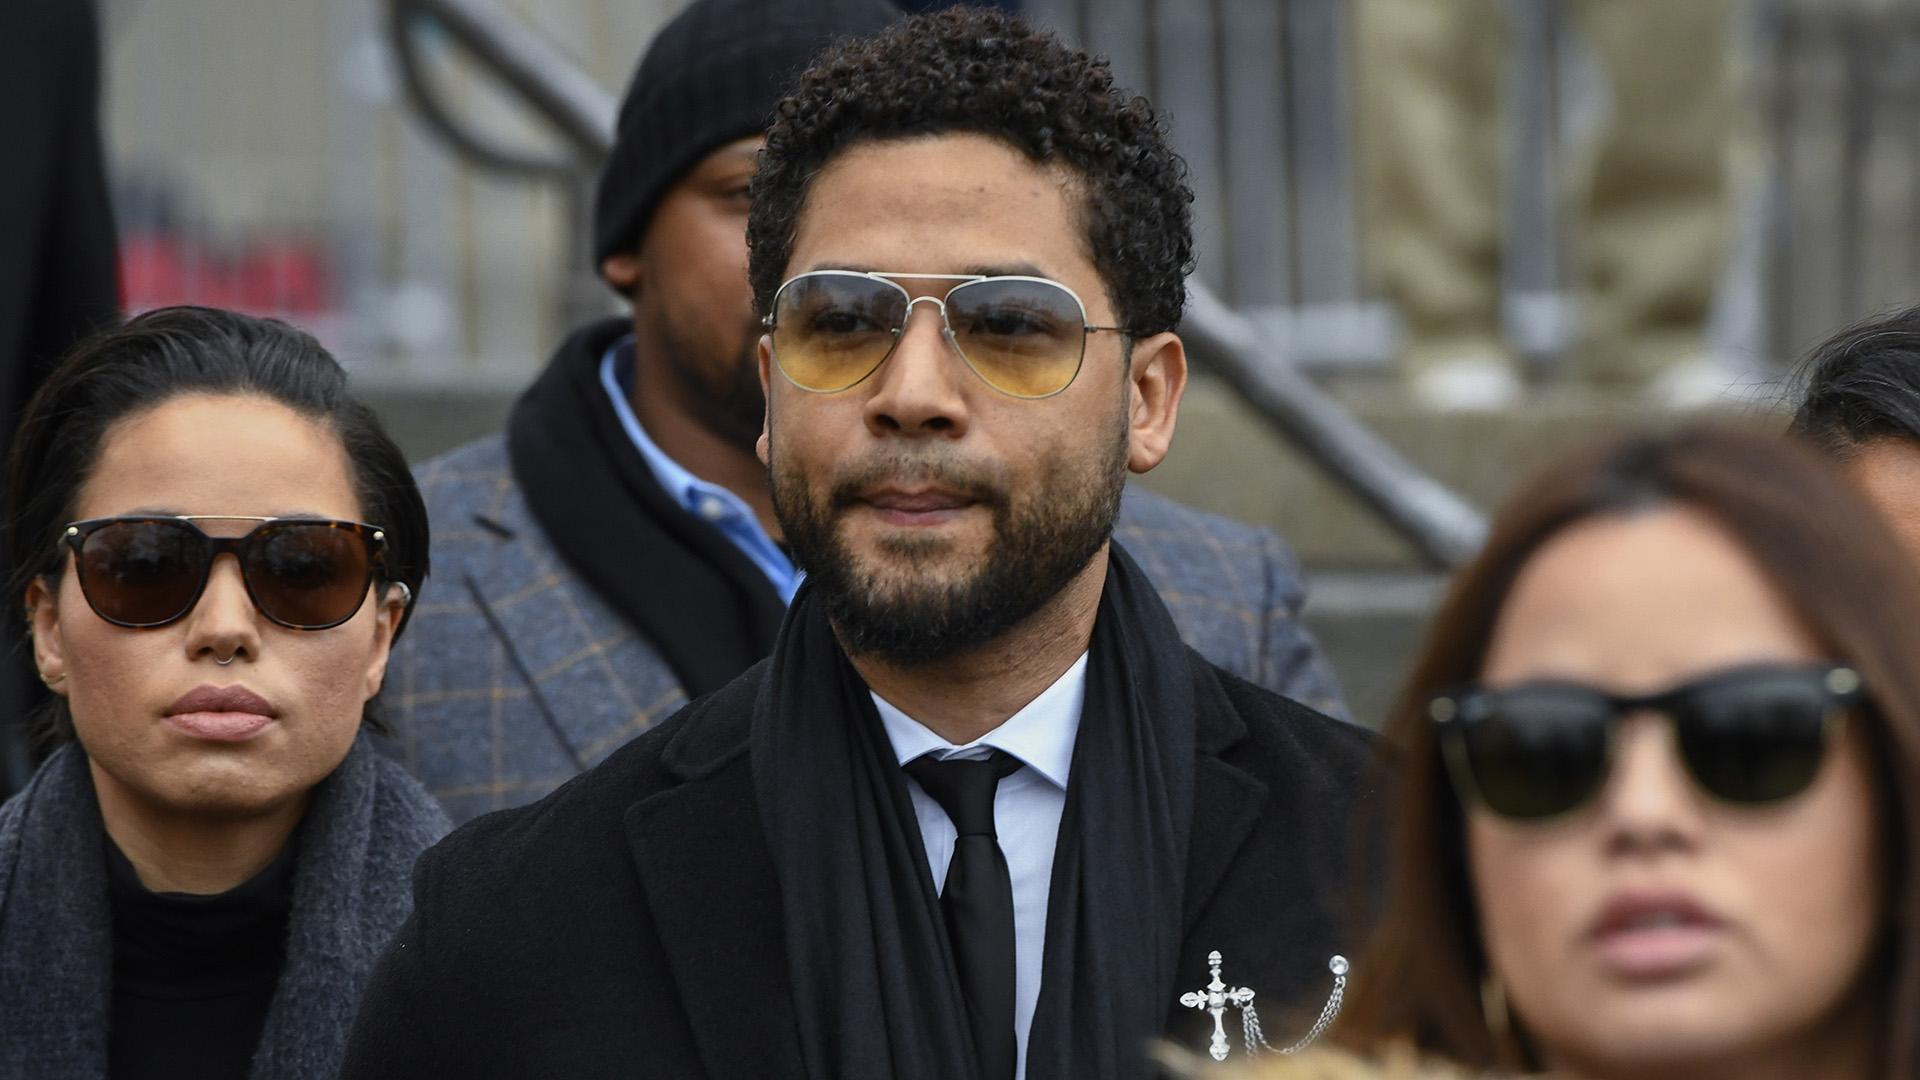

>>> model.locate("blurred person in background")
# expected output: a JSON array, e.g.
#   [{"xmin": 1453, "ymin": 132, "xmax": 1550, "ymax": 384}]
[
  {"xmin": 0, "ymin": 308, "xmax": 448, "ymax": 1078},
  {"xmin": 1790, "ymin": 304, "xmax": 1920, "ymax": 560},
  {"xmin": 0, "ymin": 0, "xmax": 122, "ymax": 799},
  {"xmin": 388, "ymin": 0, "xmax": 1348, "ymax": 825},
  {"xmin": 1358, "ymin": 1, "xmax": 1733, "ymax": 410},
  {"xmin": 1327, "ymin": 425, "xmax": 1920, "ymax": 1079}
]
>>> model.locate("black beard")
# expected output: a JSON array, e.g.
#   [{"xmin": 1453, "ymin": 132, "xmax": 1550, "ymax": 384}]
[
  {"xmin": 771, "ymin": 416, "xmax": 1129, "ymax": 666},
  {"xmin": 657, "ymin": 317, "xmax": 765, "ymax": 453}
]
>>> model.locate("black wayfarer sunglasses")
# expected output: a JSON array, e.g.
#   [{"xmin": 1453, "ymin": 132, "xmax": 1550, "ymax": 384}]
[{"xmin": 1430, "ymin": 662, "xmax": 1863, "ymax": 821}]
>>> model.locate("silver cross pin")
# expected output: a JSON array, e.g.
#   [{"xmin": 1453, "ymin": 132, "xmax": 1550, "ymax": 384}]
[{"xmin": 1179, "ymin": 949, "xmax": 1256, "ymax": 1061}]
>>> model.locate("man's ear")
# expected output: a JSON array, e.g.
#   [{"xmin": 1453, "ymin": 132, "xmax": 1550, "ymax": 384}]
[
  {"xmin": 25, "ymin": 577, "xmax": 67, "ymax": 697},
  {"xmin": 1124, "ymin": 331, "xmax": 1187, "ymax": 474},
  {"xmin": 600, "ymin": 253, "xmax": 642, "ymax": 299},
  {"xmin": 756, "ymin": 334, "xmax": 775, "ymax": 467}
]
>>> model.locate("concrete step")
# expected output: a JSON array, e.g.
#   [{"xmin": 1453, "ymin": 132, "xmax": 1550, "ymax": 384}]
[
  {"xmin": 1299, "ymin": 570, "xmax": 1446, "ymax": 729},
  {"xmin": 1133, "ymin": 376, "xmax": 1786, "ymax": 570}
]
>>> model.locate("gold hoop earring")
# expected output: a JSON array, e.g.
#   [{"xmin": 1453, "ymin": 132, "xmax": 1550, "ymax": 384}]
[
  {"xmin": 1480, "ymin": 971, "xmax": 1510, "ymax": 1041},
  {"xmin": 39, "ymin": 670, "xmax": 65, "ymax": 688}
]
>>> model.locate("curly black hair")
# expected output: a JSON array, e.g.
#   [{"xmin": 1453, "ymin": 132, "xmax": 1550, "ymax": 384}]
[{"xmin": 746, "ymin": 6, "xmax": 1195, "ymax": 336}]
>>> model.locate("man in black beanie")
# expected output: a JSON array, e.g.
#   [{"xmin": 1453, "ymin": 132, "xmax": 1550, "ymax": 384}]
[{"xmin": 379, "ymin": 0, "xmax": 1350, "ymax": 826}]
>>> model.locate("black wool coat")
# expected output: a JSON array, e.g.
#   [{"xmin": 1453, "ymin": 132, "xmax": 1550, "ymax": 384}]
[{"xmin": 339, "ymin": 655, "xmax": 1381, "ymax": 1078}]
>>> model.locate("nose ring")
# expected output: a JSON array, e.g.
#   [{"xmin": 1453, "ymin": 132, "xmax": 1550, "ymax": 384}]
[{"xmin": 215, "ymin": 654, "xmax": 236, "ymax": 666}]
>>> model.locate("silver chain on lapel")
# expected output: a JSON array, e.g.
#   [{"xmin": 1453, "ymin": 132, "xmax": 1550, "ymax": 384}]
[
  {"xmin": 1179, "ymin": 951, "xmax": 1349, "ymax": 1061},
  {"xmin": 1243, "ymin": 954, "xmax": 1348, "ymax": 1056}
]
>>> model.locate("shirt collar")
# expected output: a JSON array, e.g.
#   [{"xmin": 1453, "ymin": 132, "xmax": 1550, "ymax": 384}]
[
  {"xmin": 872, "ymin": 652, "xmax": 1087, "ymax": 790},
  {"xmin": 598, "ymin": 338, "xmax": 710, "ymax": 511},
  {"xmin": 596, "ymin": 336, "xmax": 804, "ymax": 604}
]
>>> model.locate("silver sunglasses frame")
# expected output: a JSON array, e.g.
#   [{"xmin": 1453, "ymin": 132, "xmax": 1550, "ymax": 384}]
[{"xmin": 762, "ymin": 269, "xmax": 1131, "ymax": 399}]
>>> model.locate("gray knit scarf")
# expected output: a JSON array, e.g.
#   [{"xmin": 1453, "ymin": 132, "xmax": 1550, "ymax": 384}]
[{"xmin": 0, "ymin": 736, "xmax": 449, "ymax": 1078}]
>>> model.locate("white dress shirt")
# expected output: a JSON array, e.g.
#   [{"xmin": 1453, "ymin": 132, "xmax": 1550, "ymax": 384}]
[{"xmin": 872, "ymin": 652, "xmax": 1087, "ymax": 1080}]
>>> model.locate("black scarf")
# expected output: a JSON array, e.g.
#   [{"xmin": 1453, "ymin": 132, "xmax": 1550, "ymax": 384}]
[
  {"xmin": 752, "ymin": 543, "xmax": 1197, "ymax": 1079},
  {"xmin": 506, "ymin": 318, "xmax": 785, "ymax": 698}
]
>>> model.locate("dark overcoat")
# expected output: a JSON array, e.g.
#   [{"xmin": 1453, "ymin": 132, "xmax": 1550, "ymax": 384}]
[{"xmin": 339, "ymin": 653, "xmax": 1379, "ymax": 1077}]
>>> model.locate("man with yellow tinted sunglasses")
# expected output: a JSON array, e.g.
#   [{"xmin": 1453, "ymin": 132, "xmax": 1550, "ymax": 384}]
[{"xmin": 379, "ymin": 0, "xmax": 1350, "ymax": 829}]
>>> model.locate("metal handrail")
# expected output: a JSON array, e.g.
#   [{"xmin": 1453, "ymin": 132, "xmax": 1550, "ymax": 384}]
[
  {"xmin": 386, "ymin": 0, "xmax": 1489, "ymax": 568},
  {"xmin": 390, "ymin": 0, "xmax": 614, "ymax": 175},
  {"xmin": 1181, "ymin": 288, "xmax": 1487, "ymax": 565}
]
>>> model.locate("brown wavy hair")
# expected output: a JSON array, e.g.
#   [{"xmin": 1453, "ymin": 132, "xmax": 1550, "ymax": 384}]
[{"xmin": 1335, "ymin": 423, "xmax": 1920, "ymax": 1078}]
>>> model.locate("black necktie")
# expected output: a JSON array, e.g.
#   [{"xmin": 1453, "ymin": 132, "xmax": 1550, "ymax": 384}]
[{"xmin": 905, "ymin": 750, "xmax": 1023, "ymax": 1080}]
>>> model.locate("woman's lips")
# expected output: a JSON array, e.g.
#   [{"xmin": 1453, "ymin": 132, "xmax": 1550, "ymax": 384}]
[
  {"xmin": 164, "ymin": 684, "xmax": 279, "ymax": 743},
  {"xmin": 1586, "ymin": 890, "xmax": 1727, "ymax": 980},
  {"xmin": 165, "ymin": 712, "xmax": 274, "ymax": 741}
]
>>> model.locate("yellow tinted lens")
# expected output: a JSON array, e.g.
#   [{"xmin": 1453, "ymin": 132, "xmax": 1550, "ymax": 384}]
[
  {"xmin": 945, "ymin": 278, "xmax": 1087, "ymax": 397},
  {"xmin": 771, "ymin": 273, "xmax": 905, "ymax": 391}
]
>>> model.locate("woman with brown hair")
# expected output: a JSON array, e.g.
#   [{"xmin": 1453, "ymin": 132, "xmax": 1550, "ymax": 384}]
[{"xmin": 1328, "ymin": 423, "xmax": 1920, "ymax": 1080}]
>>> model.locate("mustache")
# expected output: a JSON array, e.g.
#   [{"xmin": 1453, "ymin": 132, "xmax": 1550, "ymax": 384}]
[{"xmin": 826, "ymin": 452, "xmax": 1011, "ymax": 510}]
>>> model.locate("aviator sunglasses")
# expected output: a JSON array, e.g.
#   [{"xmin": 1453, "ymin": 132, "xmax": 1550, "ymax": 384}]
[
  {"xmin": 1430, "ymin": 663, "xmax": 1863, "ymax": 821},
  {"xmin": 60, "ymin": 516, "xmax": 393, "ymax": 631},
  {"xmin": 764, "ymin": 270, "xmax": 1134, "ymax": 398}
]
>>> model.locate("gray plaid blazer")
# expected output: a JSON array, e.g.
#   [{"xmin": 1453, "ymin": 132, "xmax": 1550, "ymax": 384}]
[{"xmin": 380, "ymin": 434, "xmax": 1346, "ymax": 823}]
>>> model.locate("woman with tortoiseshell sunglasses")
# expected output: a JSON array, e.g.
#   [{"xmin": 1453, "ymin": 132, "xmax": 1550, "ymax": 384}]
[{"xmin": 0, "ymin": 307, "xmax": 448, "ymax": 1079}]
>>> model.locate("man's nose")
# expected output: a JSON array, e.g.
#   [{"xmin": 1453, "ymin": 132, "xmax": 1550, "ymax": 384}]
[{"xmin": 862, "ymin": 300, "xmax": 971, "ymax": 438}]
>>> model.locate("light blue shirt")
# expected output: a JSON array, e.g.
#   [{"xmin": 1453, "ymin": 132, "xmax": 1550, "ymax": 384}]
[
  {"xmin": 873, "ymin": 652, "xmax": 1088, "ymax": 1080},
  {"xmin": 598, "ymin": 340, "xmax": 800, "ymax": 602}
]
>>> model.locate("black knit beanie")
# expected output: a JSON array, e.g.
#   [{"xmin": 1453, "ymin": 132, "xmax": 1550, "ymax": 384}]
[{"xmin": 591, "ymin": 0, "xmax": 901, "ymax": 269}]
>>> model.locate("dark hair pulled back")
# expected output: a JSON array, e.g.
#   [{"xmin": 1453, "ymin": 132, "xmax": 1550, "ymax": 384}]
[{"xmin": 3, "ymin": 305, "xmax": 429, "ymax": 741}]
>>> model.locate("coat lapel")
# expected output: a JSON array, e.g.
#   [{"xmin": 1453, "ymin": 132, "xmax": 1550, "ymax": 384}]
[
  {"xmin": 1168, "ymin": 669, "xmax": 1370, "ymax": 1058},
  {"xmin": 623, "ymin": 699, "xmax": 801, "ymax": 1078},
  {"xmin": 1181, "ymin": 665, "xmax": 1269, "ymax": 935},
  {"xmin": 460, "ymin": 497, "xmax": 687, "ymax": 772}
]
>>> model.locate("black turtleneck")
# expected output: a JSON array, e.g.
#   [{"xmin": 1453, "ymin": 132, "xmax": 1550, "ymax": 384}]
[{"xmin": 105, "ymin": 833, "xmax": 297, "ymax": 1080}]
